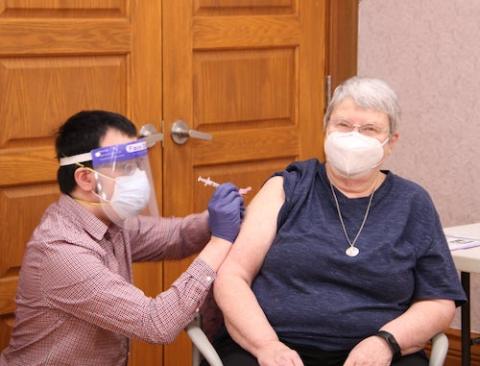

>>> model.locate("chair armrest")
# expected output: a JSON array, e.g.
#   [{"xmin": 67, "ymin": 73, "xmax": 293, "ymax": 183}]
[
  {"xmin": 186, "ymin": 324, "xmax": 447, "ymax": 366},
  {"xmin": 186, "ymin": 317, "xmax": 223, "ymax": 366},
  {"xmin": 429, "ymin": 333, "xmax": 449, "ymax": 366}
]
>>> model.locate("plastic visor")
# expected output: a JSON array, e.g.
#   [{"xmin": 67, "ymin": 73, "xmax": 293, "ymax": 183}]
[
  {"xmin": 91, "ymin": 139, "xmax": 148, "ymax": 169},
  {"xmin": 90, "ymin": 139, "xmax": 159, "ymax": 228}
]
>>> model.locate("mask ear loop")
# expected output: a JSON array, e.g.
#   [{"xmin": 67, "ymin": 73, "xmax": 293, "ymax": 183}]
[
  {"xmin": 369, "ymin": 136, "xmax": 391, "ymax": 171},
  {"xmin": 380, "ymin": 136, "xmax": 390, "ymax": 146},
  {"xmin": 73, "ymin": 162, "xmax": 111, "ymax": 205}
]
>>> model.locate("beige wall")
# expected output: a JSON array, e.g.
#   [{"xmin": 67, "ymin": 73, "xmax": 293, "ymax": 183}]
[{"xmin": 359, "ymin": 0, "xmax": 480, "ymax": 330}]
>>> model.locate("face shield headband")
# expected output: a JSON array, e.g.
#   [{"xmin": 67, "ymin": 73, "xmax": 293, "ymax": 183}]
[{"xmin": 59, "ymin": 139, "xmax": 148, "ymax": 167}]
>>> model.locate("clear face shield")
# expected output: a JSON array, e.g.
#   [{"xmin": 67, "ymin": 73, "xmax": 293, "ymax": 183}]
[{"xmin": 60, "ymin": 139, "xmax": 159, "ymax": 229}]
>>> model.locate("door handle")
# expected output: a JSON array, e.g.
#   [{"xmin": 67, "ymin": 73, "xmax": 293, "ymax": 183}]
[
  {"xmin": 139, "ymin": 123, "xmax": 164, "ymax": 148},
  {"xmin": 171, "ymin": 120, "xmax": 212, "ymax": 145}
]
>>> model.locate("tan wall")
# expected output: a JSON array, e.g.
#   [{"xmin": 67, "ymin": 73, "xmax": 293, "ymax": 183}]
[{"xmin": 358, "ymin": 0, "xmax": 480, "ymax": 331}]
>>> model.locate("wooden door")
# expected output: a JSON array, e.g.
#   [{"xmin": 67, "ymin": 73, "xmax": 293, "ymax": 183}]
[
  {"xmin": 163, "ymin": 1, "xmax": 328, "ymax": 364},
  {"xmin": 0, "ymin": 1, "xmax": 164, "ymax": 365},
  {"xmin": 0, "ymin": 1, "xmax": 357, "ymax": 365}
]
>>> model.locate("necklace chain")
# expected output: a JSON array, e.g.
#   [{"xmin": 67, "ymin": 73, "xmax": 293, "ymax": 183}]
[{"xmin": 329, "ymin": 182, "xmax": 376, "ymax": 254}]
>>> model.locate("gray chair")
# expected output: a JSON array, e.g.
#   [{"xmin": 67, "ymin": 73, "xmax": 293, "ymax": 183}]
[
  {"xmin": 187, "ymin": 320, "xmax": 448, "ymax": 366},
  {"xmin": 187, "ymin": 315, "xmax": 223, "ymax": 366},
  {"xmin": 428, "ymin": 333, "xmax": 449, "ymax": 366}
]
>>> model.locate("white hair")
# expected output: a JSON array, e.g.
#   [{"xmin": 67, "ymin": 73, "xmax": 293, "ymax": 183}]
[{"xmin": 324, "ymin": 76, "xmax": 401, "ymax": 133}]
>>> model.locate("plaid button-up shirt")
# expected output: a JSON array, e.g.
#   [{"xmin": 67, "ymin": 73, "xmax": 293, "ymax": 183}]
[{"xmin": 1, "ymin": 194, "xmax": 214, "ymax": 366}]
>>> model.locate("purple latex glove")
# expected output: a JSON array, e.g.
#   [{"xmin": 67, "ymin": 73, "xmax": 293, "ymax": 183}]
[{"xmin": 208, "ymin": 183, "xmax": 244, "ymax": 243}]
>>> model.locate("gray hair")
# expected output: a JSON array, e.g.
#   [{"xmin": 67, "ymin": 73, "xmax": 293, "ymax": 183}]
[{"xmin": 324, "ymin": 76, "xmax": 401, "ymax": 133}]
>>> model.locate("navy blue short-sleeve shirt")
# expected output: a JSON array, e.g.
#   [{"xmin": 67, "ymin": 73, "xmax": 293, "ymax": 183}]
[{"xmin": 251, "ymin": 159, "xmax": 466, "ymax": 351}]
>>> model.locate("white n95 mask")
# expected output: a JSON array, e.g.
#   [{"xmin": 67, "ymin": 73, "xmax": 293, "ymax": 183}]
[
  {"xmin": 106, "ymin": 168, "xmax": 151, "ymax": 220},
  {"xmin": 325, "ymin": 131, "xmax": 389, "ymax": 177}
]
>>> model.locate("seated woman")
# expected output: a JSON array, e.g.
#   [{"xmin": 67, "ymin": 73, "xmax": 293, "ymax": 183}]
[{"xmin": 213, "ymin": 77, "xmax": 465, "ymax": 366}]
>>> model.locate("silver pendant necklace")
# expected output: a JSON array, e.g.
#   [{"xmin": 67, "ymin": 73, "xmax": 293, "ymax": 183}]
[{"xmin": 329, "ymin": 182, "xmax": 376, "ymax": 257}]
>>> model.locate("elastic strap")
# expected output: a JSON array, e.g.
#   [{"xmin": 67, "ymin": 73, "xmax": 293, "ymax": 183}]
[{"xmin": 59, "ymin": 152, "xmax": 92, "ymax": 166}]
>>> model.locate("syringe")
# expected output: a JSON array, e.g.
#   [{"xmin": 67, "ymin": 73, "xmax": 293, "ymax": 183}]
[{"xmin": 197, "ymin": 176, "xmax": 251, "ymax": 195}]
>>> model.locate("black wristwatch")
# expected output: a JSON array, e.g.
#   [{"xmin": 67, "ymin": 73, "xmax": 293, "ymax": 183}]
[{"xmin": 375, "ymin": 330, "xmax": 401, "ymax": 362}]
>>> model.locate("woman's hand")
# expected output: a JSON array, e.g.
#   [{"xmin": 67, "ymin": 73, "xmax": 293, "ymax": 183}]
[
  {"xmin": 343, "ymin": 336, "xmax": 392, "ymax": 366},
  {"xmin": 256, "ymin": 340, "xmax": 304, "ymax": 366}
]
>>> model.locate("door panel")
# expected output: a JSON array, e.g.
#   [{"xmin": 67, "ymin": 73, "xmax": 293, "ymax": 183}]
[
  {"xmin": 193, "ymin": 48, "xmax": 295, "ymax": 125},
  {"xmin": 0, "ymin": 56, "xmax": 127, "ymax": 147},
  {"xmin": 194, "ymin": 0, "xmax": 295, "ymax": 15},
  {"xmin": 0, "ymin": 1, "xmax": 127, "ymax": 16},
  {"xmin": 0, "ymin": 1, "xmax": 164, "ymax": 364},
  {"xmin": 163, "ymin": 1, "xmax": 326, "ymax": 364}
]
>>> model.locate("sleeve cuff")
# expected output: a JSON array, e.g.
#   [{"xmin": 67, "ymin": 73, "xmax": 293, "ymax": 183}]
[{"xmin": 186, "ymin": 258, "xmax": 217, "ymax": 288}]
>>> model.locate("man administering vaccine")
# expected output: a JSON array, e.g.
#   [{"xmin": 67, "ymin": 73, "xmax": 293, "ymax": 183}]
[{"xmin": 0, "ymin": 110, "xmax": 244, "ymax": 366}]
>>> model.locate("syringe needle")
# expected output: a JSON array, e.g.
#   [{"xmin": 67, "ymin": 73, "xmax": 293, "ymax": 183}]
[
  {"xmin": 197, "ymin": 176, "xmax": 219, "ymax": 188},
  {"xmin": 197, "ymin": 176, "xmax": 251, "ymax": 195}
]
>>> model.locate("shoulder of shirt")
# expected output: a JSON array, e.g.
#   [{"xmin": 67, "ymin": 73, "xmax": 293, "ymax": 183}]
[
  {"xmin": 269, "ymin": 159, "xmax": 321, "ymax": 199},
  {"xmin": 273, "ymin": 158, "xmax": 320, "ymax": 179},
  {"xmin": 28, "ymin": 200, "xmax": 107, "ymax": 257},
  {"xmin": 387, "ymin": 172, "xmax": 435, "ymax": 207},
  {"xmin": 388, "ymin": 172, "xmax": 429, "ymax": 195},
  {"xmin": 284, "ymin": 158, "xmax": 320, "ymax": 171}
]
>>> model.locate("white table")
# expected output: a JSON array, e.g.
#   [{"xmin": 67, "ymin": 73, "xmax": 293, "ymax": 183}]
[{"xmin": 445, "ymin": 223, "xmax": 480, "ymax": 366}]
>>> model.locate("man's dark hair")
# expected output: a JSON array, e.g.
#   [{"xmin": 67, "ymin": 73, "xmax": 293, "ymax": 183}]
[{"xmin": 56, "ymin": 110, "xmax": 137, "ymax": 195}]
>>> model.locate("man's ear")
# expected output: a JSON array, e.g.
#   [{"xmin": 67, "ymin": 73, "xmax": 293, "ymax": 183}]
[{"xmin": 74, "ymin": 167, "xmax": 96, "ymax": 192}]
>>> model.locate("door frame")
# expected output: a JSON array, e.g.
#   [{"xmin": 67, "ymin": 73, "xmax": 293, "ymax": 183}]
[{"xmin": 327, "ymin": 0, "xmax": 358, "ymax": 92}]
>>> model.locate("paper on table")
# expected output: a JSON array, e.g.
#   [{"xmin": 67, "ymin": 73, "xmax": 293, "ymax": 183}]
[{"xmin": 446, "ymin": 234, "xmax": 480, "ymax": 251}]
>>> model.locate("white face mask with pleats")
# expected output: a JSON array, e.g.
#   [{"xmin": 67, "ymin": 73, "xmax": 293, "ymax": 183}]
[
  {"xmin": 95, "ymin": 168, "xmax": 151, "ymax": 220},
  {"xmin": 325, "ymin": 131, "xmax": 389, "ymax": 177}
]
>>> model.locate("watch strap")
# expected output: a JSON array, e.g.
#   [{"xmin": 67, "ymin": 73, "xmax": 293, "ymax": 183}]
[{"xmin": 375, "ymin": 330, "xmax": 401, "ymax": 361}]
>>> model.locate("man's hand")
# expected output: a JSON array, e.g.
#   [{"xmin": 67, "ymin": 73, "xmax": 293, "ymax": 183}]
[
  {"xmin": 343, "ymin": 336, "xmax": 393, "ymax": 366},
  {"xmin": 208, "ymin": 183, "xmax": 244, "ymax": 243},
  {"xmin": 256, "ymin": 340, "xmax": 304, "ymax": 366}
]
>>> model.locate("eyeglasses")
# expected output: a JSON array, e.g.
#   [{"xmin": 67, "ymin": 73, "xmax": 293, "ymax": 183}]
[{"xmin": 328, "ymin": 119, "xmax": 388, "ymax": 137}]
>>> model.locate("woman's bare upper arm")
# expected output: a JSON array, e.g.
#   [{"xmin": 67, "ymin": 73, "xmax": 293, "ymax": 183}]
[{"xmin": 218, "ymin": 176, "xmax": 285, "ymax": 284}]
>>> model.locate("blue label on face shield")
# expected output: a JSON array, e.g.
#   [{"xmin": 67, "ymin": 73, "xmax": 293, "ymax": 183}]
[{"xmin": 92, "ymin": 139, "xmax": 148, "ymax": 168}]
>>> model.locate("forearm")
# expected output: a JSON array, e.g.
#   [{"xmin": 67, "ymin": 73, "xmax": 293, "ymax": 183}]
[
  {"xmin": 214, "ymin": 274, "xmax": 278, "ymax": 356},
  {"xmin": 131, "ymin": 212, "xmax": 210, "ymax": 261},
  {"xmin": 197, "ymin": 237, "xmax": 232, "ymax": 271},
  {"xmin": 115, "ymin": 240, "xmax": 230, "ymax": 343},
  {"xmin": 380, "ymin": 299, "xmax": 455, "ymax": 355},
  {"xmin": 44, "ymin": 254, "xmax": 215, "ymax": 345},
  {"xmin": 141, "ymin": 259, "xmax": 216, "ymax": 344},
  {"xmin": 176, "ymin": 211, "xmax": 210, "ymax": 256}
]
